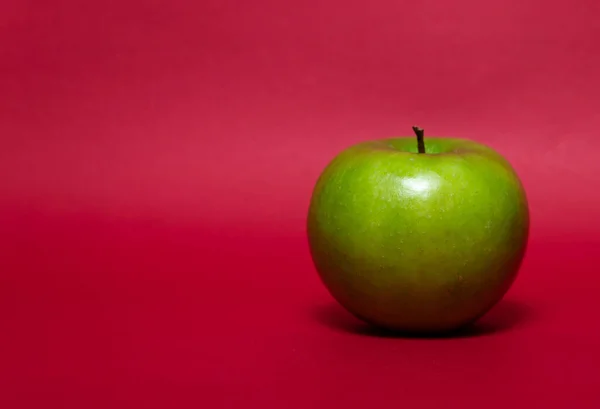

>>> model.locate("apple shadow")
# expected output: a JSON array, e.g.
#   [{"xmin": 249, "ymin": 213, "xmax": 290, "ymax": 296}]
[{"xmin": 311, "ymin": 299, "xmax": 534, "ymax": 338}]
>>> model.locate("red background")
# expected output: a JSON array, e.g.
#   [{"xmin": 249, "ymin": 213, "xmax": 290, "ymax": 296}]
[{"xmin": 1, "ymin": 1, "xmax": 600, "ymax": 408}]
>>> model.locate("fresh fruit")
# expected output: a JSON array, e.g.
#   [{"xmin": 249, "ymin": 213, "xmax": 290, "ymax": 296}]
[{"xmin": 307, "ymin": 127, "xmax": 529, "ymax": 333}]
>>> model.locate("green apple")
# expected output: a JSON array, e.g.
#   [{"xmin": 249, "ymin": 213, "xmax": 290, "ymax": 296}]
[{"xmin": 307, "ymin": 127, "xmax": 529, "ymax": 334}]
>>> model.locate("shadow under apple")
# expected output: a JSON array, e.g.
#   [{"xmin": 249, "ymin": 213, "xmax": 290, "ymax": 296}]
[{"xmin": 311, "ymin": 298, "xmax": 534, "ymax": 338}]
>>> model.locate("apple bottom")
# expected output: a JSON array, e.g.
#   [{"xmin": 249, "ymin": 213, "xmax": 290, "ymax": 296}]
[
  {"xmin": 316, "ymin": 258, "xmax": 523, "ymax": 334},
  {"xmin": 311, "ymin": 240, "xmax": 525, "ymax": 333}
]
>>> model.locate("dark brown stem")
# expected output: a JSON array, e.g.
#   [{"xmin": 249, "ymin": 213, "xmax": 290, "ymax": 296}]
[{"xmin": 412, "ymin": 126, "xmax": 425, "ymax": 154}]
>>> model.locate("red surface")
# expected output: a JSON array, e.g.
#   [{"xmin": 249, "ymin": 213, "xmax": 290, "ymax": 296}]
[{"xmin": 1, "ymin": 1, "xmax": 600, "ymax": 408}]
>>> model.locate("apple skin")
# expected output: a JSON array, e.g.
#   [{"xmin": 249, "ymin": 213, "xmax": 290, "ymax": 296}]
[{"xmin": 307, "ymin": 137, "xmax": 529, "ymax": 334}]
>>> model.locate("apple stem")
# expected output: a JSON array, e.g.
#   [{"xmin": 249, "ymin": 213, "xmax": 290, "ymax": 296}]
[{"xmin": 412, "ymin": 126, "xmax": 426, "ymax": 154}]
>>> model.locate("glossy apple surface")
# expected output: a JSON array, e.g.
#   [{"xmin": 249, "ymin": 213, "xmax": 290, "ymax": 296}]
[{"xmin": 307, "ymin": 136, "xmax": 529, "ymax": 333}]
